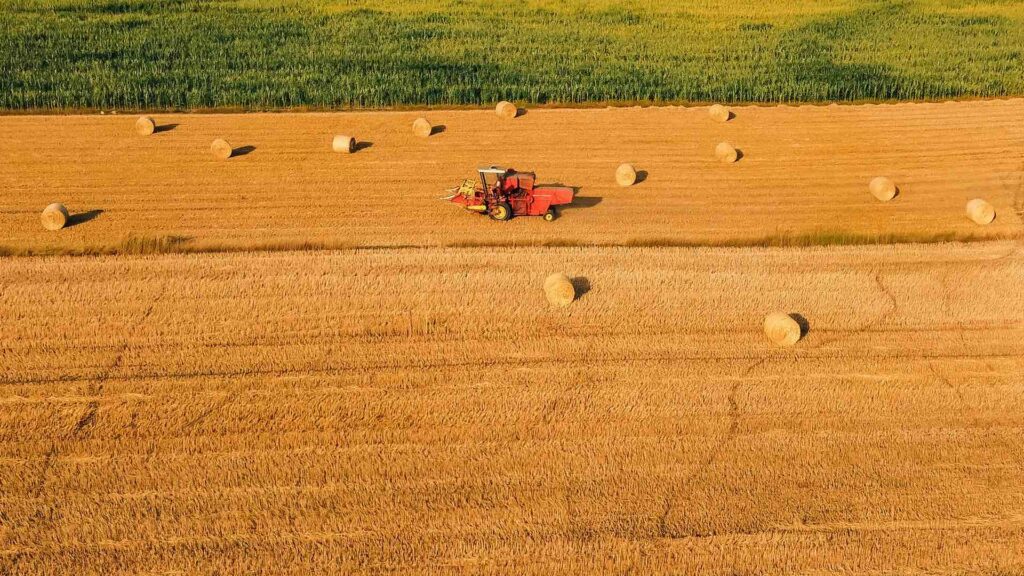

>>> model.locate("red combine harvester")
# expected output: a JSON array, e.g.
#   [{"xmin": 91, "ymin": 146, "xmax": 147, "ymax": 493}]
[{"xmin": 446, "ymin": 166, "xmax": 574, "ymax": 221}]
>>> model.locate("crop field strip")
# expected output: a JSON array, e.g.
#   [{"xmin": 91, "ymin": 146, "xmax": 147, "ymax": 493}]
[
  {"xmin": 2, "ymin": 99, "xmax": 1022, "ymax": 256},
  {"xmin": 1, "ymin": 242, "xmax": 1022, "ymax": 575},
  {"xmin": 2, "ymin": 0, "xmax": 1024, "ymax": 110}
]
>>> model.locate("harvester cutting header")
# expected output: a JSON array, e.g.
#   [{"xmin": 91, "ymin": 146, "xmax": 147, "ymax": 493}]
[{"xmin": 445, "ymin": 167, "xmax": 574, "ymax": 221}]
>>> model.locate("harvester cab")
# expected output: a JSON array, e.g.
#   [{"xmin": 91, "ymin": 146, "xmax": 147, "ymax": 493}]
[{"xmin": 446, "ymin": 166, "xmax": 574, "ymax": 221}]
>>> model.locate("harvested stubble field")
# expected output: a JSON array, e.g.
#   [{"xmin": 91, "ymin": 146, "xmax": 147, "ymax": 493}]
[
  {"xmin": 2, "ymin": 99, "xmax": 1023, "ymax": 255},
  {"xmin": 1, "ymin": 241, "xmax": 1023, "ymax": 575}
]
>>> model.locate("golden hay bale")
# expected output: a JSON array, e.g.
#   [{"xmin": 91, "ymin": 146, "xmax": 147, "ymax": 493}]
[
  {"xmin": 210, "ymin": 138, "xmax": 233, "ymax": 160},
  {"xmin": 495, "ymin": 101, "xmax": 518, "ymax": 119},
  {"xmin": 869, "ymin": 177, "xmax": 897, "ymax": 202},
  {"xmin": 764, "ymin": 313, "xmax": 802, "ymax": 347},
  {"xmin": 965, "ymin": 198, "xmax": 995, "ymax": 225},
  {"xmin": 709, "ymin": 104, "xmax": 731, "ymax": 123},
  {"xmin": 135, "ymin": 116, "xmax": 155, "ymax": 136},
  {"xmin": 544, "ymin": 273, "xmax": 576, "ymax": 307},
  {"xmin": 615, "ymin": 163, "xmax": 637, "ymax": 187},
  {"xmin": 40, "ymin": 203, "xmax": 69, "ymax": 231},
  {"xmin": 412, "ymin": 118, "xmax": 432, "ymax": 138},
  {"xmin": 715, "ymin": 142, "xmax": 738, "ymax": 163},
  {"xmin": 332, "ymin": 135, "xmax": 355, "ymax": 153}
]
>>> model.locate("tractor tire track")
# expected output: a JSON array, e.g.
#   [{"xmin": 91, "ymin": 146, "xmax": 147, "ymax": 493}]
[
  {"xmin": 16, "ymin": 283, "xmax": 171, "ymax": 549},
  {"xmin": 1014, "ymin": 157, "xmax": 1024, "ymax": 254},
  {"xmin": 660, "ymin": 272, "xmax": 894, "ymax": 537},
  {"xmin": 927, "ymin": 360, "xmax": 1023, "ymax": 479},
  {"xmin": 927, "ymin": 361, "xmax": 964, "ymax": 406},
  {"xmin": 928, "ymin": 203, "xmax": 1024, "ymax": 476},
  {"xmin": 71, "ymin": 283, "xmax": 167, "ymax": 441},
  {"xmin": 998, "ymin": 154, "xmax": 1024, "ymax": 254},
  {"xmin": 814, "ymin": 270, "xmax": 898, "ymax": 350},
  {"xmin": 179, "ymin": 393, "xmax": 235, "ymax": 434},
  {"xmin": 872, "ymin": 270, "xmax": 899, "ymax": 329},
  {"xmin": 8, "ymin": 344, "xmax": 1023, "ymax": 393},
  {"xmin": 658, "ymin": 356, "xmax": 766, "ymax": 538},
  {"xmin": 1012, "ymin": 157, "xmax": 1024, "ymax": 221},
  {"xmin": 1, "ymin": 440, "xmax": 59, "ymax": 549},
  {"xmin": 938, "ymin": 269, "xmax": 970, "ymax": 350},
  {"xmin": 28, "ymin": 445, "xmax": 58, "ymax": 499}
]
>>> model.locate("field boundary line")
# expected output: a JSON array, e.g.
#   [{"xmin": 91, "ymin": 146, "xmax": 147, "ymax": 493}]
[
  {"xmin": 2, "ymin": 232, "xmax": 1021, "ymax": 260},
  {"xmin": 4, "ymin": 95, "xmax": 1024, "ymax": 117}
]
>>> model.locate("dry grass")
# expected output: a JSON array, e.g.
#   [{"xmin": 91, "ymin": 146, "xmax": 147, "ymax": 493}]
[
  {"xmin": 1, "ymin": 230, "xmax": 1016, "ymax": 259},
  {"xmin": 1, "ymin": 100, "xmax": 1022, "ymax": 255},
  {"xmin": 0, "ymin": 235, "xmax": 195, "ymax": 258},
  {"xmin": 1, "ymin": 241, "xmax": 1022, "ymax": 575}
]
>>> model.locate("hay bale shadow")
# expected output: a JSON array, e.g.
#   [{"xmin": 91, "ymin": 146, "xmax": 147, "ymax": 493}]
[
  {"xmin": 734, "ymin": 149, "xmax": 744, "ymax": 162},
  {"xmin": 571, "ymin": 277, "xmax": 591, "ymax": 299},
  {"xmin": 789, "ymin": 313, "xmax": 810, "ymax": 339},
  {"xmin": 231, "ymin": 145, "xmax": 256, "ymax": 157},
  {"xmin": 153, "ymin": 123, "xmax": 179, "ymax": 134},
  {"xmin": 353, "ymin": 141, "xmax": 373, "ymax": 152},
  {"xmin": 727, "ymin": 111, "xmax": 736, "ymax": 121},
  {"xmin": 635, "ymin": 170, "xmax": 648, "ymax": 184},
  {"xmin": 430, "ymin": 125, "xmax": 446, "ymax": 136},
  {"xmin": 516, "ymin": 108, "xmax": 527, "ymax": 118},
  {"xmin": 66, "ymin": 209, "xmax": 104, "ymax": 228}
]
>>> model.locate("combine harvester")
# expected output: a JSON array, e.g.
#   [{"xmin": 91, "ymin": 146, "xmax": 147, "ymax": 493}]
[{"xmin": 446, "ymin": 166, "xmax": 574, "ymax": 221}]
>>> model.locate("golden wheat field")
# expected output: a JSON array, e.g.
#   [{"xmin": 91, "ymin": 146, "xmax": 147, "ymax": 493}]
[
  {"xmin": 1, "ymin": 240, "xmax": 1023, "ymax": 575},
  {"xmin": 2, "ymin": 99, "xmax": 1023, "ymax": 255}
]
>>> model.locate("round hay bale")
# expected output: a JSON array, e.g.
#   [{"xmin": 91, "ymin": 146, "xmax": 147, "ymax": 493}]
[
  {"xmin": 412, "ymin": 118, "xmax": 432, "ymax": 138},
  {"xmin": 965, "ymin": 198, "xmax": 995, "ymax": 225},
  {"xmin": 615, "ymin": 163, "xmax": 637, "ymax": 187},
  {"xmin": 210, "ymin": 138, "xmax": 233, "ymax": 160},
  {"xmin": 40, "ymin": 203, "xmax": 69, "ymax": 231},
  {"xmin": 764, "ymin": 312, "xmax": 802, "ymax": 347},
  {"xmin": 544, "ymin": 273, "xmax": 576, "ymax": 307},
  {"xmin": 715, "ymin": 142, "xmax": 738, "ymax": 163},
  {"xmin": 709, "ymin": 104, "xmax": 731, "ymax": 123},
  {"xmin": 495, "ymin": 101, "xmax": 518, "ymax": 120},
  {"xmin": 869, "ymin": 177, "xmax": 897, "ymax": 202},
  {"xmin": 135, "ymin": 116, "xmax": 155, "ymax": 136},
  {"xmin": 332, "ymin": 135, "xmax": 355, "ymax": 153}
]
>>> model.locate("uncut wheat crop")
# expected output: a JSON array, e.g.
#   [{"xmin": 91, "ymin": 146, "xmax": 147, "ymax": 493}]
[{"xmin": 1, "ymin": 0, "xmax": 1023, "ymax": 110}]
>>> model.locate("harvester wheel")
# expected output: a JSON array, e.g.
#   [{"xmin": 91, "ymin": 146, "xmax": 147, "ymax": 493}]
[
  {"xmin": 490, "ymin": 202, "xmax": 512, "ymax": 221},
  {"xmin": 543, "ymin": 210, "xmax": 556, "ymax": 222}
]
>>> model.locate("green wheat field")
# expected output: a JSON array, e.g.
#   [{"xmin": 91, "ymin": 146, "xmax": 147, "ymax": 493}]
[{"xmin": 2, "ymin": 0, "xmax": 1023, "ymax": 111}]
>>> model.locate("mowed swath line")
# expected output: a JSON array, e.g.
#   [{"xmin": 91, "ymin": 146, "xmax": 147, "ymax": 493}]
[
  {"xmin": 0, "ymin": 242, "xmax": 1023, "ymax": 574},
  {"xmin": 1, "ymin": 100, "xmax": 1022, "ymax": 254}
]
